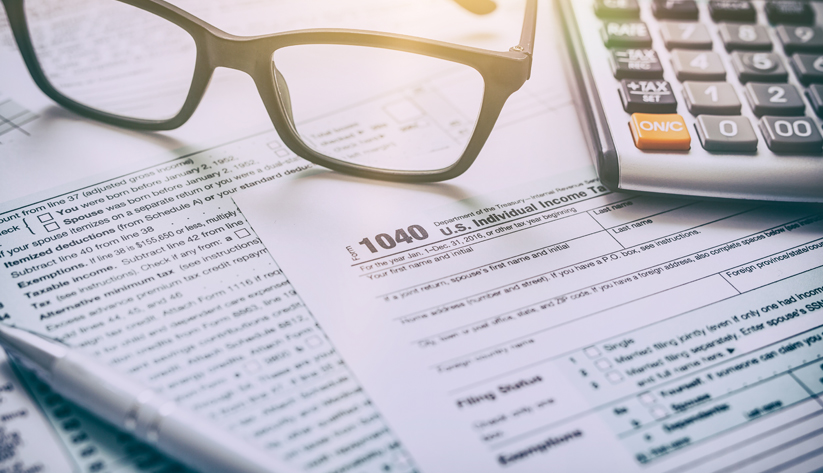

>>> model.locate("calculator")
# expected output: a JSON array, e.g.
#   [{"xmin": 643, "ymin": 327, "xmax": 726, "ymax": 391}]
[{"xmin": 556, "ymin": 0, "xmax": 823, "ymax": 202}]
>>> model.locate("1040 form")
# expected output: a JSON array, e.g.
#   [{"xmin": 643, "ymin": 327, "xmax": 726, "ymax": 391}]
[{"xmin": 238, "ymin": 166, "xmax": 823, "ymax": 473}]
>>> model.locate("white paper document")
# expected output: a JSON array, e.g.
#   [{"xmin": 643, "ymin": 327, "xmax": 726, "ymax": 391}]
[
  {"xmin": 237, "ymin": 167, "xmax": 823, "ymax": 472},
  {"xmin": 0, "ymin": 1, "xmax": 557, "ymax": 471},
  {"xmin": 0, "ymin": 352, "xmax": 74, "ymax": 473},
  {"xmin": 0, "ymin": 130, "xmax": 427, "ymax": 473}
]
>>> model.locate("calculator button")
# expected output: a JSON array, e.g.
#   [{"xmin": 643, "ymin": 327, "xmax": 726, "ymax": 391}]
[
  {"xmin": 601, "ymin": 21, "xmax": 653, "ymax": 48},
  {"xmin": 745, "ymin": 83, "xmax": 806, "ymax": 116},
  {"xmin": 718, "ymin": 24, "xmax": 772, "ymax": 51},
  {"xmin": 759, "ymin": 116, "xmax": 823, "ymax": 153},
  {"xmin": 652, "ymin": 0, "xmax": 699, "ymax": 20},
  {"xmin": 620, "ymin": 79, "xmax": 678, "ymax": 113},
  {"xmin": 777, "ymin": 26, "xmax": 823, "ymax": 54},
  {"xmin": 695, "ymin": 115, "xmax": 758, "ymax": 151},
  {"xmin": 790, "ymin": 53, "xmax": 823, "ymax": 84},
  {"xmin": 610, "ymin": 49, "xmax": 665, "ymax": 79},
  {"xmin": 765, "ymin": 1, "xmax": 815, "ymax": 25},
  {"xmin": 731, "ymin": 52, "xmax": 789, "ymax": 82},
  {"xmin": 595, "ymin": 0, "xmax": 640, "ymax": 19},
  {"xmin": 630, "ymin": 113, "xmax": 692, "ymax": 150},
  {"xmin": 683, "ymin": 81, "xmax": 742, "ymax": 115},
  {"xmin": 672, "ymin": 50, "xmax": 727, "ymax": 81},
  {"xmin": 709, "ymin": 1, "xmax": 757, "ymax": 23},
  {"xmin": 660, "ymin": 22, "xmax": 713, "ymax": 50},
  {"xmin": 806, "ymin": 84, "xmax": 823, "ymax": 117}
]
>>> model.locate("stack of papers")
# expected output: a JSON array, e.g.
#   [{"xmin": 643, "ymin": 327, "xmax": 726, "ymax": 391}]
[{"xmin": 1, "ymin": 0, "xmax": 821, "ymax": 472}]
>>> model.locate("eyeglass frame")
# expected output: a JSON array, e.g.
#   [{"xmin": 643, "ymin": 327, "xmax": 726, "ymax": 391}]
[{"xmin": 2, "ymin": 0, "xmax": 537, "ymax": 182}]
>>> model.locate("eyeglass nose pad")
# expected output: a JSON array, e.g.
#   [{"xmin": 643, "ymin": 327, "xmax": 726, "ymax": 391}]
[{"xmin": 273, "ymin": 64, "xmax": 296, "ymax": 126}]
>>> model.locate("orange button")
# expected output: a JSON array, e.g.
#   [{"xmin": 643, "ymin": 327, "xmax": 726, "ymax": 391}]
[{"xmin": 630, "ymin": 113, "xmax": 691, "ymax": 151}]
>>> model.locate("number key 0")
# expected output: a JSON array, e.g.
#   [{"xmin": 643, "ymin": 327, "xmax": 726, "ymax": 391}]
[{"xmin": 695, "ymin": 115, "xmax": 758, "ymax": 152}]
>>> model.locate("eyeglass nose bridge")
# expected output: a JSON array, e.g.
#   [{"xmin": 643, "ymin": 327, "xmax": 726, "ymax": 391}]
[{"xmin": 201, "ymin": 32, "xmax": 266, "ymax": 75}]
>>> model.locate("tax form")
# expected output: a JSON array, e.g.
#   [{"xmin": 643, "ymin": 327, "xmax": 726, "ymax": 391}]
[{"xmin": 238, "ymin": 165, "xmax": 823, "ymax": 472}]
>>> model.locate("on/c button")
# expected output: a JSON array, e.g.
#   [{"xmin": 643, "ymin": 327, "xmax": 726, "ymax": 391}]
[{"xmin": 630, "ymin": 113, "xmax": 691, "ymax": 151}]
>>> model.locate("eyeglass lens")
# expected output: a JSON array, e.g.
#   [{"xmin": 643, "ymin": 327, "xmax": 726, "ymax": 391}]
[
  {"xmin": 273, "ymin": 45, "xmax": 485, "ymax": 172},
  {"xmin": 24, "ymin": 0, "xmax": 197, "ymax": 121}
]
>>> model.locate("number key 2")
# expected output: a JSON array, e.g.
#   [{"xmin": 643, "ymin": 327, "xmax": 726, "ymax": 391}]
[{"xmin": 745, "ymin": 83, "xmax": 806, "ymax": 116}]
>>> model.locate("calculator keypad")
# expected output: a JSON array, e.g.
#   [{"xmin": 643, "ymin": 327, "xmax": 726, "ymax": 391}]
[{"xmin": 587, "ymin": 0, "xmax": 823, "ymax": 158}]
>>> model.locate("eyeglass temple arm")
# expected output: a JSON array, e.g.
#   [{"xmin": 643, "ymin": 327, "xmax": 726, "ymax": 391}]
[{"xmin": 516, "ymin": 0, "xmax": 538, "ymax": 55}]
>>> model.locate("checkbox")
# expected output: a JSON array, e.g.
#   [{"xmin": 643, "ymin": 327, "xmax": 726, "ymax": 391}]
[
  {"xmin": 38, "ymin": 213, "xmax": 53, "ymax": 223},
  {"xmin": 306, "ymin": 336, "xmax": 323, "ymax": 348},
  {"xmin": 234, "ymin": 228, "xmax": 250, "ymax": 239},
  {"xmin": 44, "ymin": 222, "xmax": 60, "ymax": 232},
  {"xmin": 595, "ymin": 359, "xmax": 612, "ymax": 371},
  {"xmin": 606, "ymin": 371, "xmax": 624, "ymax": 384},
  {"xmin": 638, "ymin": 392, "xmax": 656, "ymax": 405},
  {"xmin": 275, "ymin": 149, "xmax": 289, "ymax": 157},
  {"xmin": 584, "ymin": 346, "xmax": 601, "ymax": 358},
  {"xmin": 650, "ymin": 406, "xmax": 667, "ymax": 420},
  {"xmin": 267, "ymin": 140, "xmax": 282, "ymax": 149}
]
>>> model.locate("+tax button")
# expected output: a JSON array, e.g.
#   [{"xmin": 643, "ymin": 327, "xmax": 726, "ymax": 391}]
[{"xmin": 630, "ymin": 113, "xmax": 691, "ymax": 150}]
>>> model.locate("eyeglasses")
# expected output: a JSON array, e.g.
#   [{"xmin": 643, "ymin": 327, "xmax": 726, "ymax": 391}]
[{"xmin": 3, "ymin": 0, "xmax": 536, "ymax": 182}]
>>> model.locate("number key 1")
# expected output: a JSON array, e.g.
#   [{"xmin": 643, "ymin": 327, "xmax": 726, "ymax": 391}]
[{"xmin": 682, "ymin": 81, "xmax": 742, "ymax": 115}]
